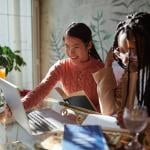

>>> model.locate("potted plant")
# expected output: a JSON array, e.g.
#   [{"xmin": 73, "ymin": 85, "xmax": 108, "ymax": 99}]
[{"xmin": 0, "ymin": 45, "xmax": 26, "ymax": 76}]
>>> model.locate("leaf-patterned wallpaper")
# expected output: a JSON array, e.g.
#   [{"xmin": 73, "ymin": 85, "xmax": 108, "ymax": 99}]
[{"xmin": 40, "ymin": 0, "xmax": 150, "ymax": 77}]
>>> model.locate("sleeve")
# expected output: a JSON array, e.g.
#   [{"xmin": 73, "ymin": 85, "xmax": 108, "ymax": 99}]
[
  {"xmin": 93, "ymin": 67, "xmax": 117, "ymax": 115},
  {"xmin": 22, "ymin": 60, "xmax": 62, "ymax": 111}
]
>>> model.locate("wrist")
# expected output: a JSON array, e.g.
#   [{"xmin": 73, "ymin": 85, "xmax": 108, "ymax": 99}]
[{"xmin": 105, "ymin": 61, "xmax": 113, "ymax": 68}]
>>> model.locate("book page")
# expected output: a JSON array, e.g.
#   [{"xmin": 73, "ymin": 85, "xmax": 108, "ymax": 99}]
[{"xmin": 82, "ymin": 114, "xmax": 128, "ymax": 132}]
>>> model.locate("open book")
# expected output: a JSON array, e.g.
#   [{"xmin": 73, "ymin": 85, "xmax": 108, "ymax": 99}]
[{"xmin": 55, "ymin": 87, "xmax": 97, "ymax": 112}]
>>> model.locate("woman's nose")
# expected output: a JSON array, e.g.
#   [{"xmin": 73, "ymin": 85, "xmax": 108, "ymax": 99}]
[
  {"xmin": 122, "ymin": 53, "xmax": 129, "ymax": 65},
  {"xmin": 69, "ymin": 48, "xmax": 76, "ymax": 55}
]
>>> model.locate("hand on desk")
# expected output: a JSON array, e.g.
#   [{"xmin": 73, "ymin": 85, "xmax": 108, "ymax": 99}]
[
  {"xmin": 116, "ymin": 111, "xmax": 126, "ymax": 129},
  {"xmin": 61, "ymin": 108, "xmax": 77, "ymax": 122}
]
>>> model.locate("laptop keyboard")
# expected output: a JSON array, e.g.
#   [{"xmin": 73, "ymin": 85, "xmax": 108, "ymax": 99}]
[{"xmin": 27, "ymin": 111, "xmax": 57, "ymax": 133}]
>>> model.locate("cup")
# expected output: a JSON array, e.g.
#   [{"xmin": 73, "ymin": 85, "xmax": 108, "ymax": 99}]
[
  {"xmin": 0, "ymin": 67, "xmax": 6, "ymax": 79},
  {"xmin": 123, "ymin": 106, "xmax": 148, "ymax": 150}
]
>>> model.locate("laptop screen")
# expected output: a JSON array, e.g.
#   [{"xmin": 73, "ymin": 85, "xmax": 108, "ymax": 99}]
[{"xmin": 0, "ymin": 78, "xmax": 32, "ymax": 134}]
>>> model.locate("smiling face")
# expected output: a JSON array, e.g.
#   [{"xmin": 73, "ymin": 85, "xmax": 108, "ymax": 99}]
[
  {"xmin": 64, "ymin": 35, "xmax": 92, "ymax": 64},
  {"xmin": 114, "ymin": 31, "xmax": 138, "ymax": 72}
]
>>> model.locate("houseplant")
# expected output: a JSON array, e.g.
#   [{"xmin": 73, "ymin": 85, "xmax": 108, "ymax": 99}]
[
  {"xmin": 0, "ymin": 45, "xmax": 28, "ymax": 96},
  {"xmin": 0, "ymin": 45, "xmax": 26, "ymax": 76}
]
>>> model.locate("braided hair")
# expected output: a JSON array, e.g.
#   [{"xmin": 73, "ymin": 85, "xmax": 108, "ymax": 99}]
[
  {"xmin": 63, "ymin": 22, "xmax": 103, "ymax": 62},
  {"xmin": 113, "ymin": 12, "xmax": 150, "ymax": 115}
]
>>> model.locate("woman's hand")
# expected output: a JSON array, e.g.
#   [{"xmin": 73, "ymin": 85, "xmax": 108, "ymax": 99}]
[
  {"xmin": 105, "ymin": 47, "xmax": 114, "ymax": 68},
  {"xmin": 116, "ymin": 111, "xmax": 125, "ymax": 128}
]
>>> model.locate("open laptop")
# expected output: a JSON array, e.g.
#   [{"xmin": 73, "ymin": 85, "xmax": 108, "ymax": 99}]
[{"xmin": 0, "ymin": 78, "xmax": 74, "ymax": 135}]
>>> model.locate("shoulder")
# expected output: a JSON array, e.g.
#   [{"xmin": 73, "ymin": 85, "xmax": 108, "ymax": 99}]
[
  {"xmin": 90, "ymin": 57, "xmax": 104, "ymax": 68},
  {"xmin": 54, "ymin": 58, "xmax": 70, "ymax": 65},
  {"xmin": 51, "ymin": 58, "xmax": 68, "ymax": 67},
  {"xmin": 48, "ymin": 58, "xmax": 71, "ymax": 72}
]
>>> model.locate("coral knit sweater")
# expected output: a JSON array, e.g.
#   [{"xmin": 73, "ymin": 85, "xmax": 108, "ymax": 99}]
[{"xmin": 22, "ymin": 57, "xmax": 104, "ymax": 112}]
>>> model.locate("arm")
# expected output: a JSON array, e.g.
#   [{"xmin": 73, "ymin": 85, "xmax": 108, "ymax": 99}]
[
  {"xmin": 93, "ymin": 67, "xmax": 117, "ymax": 115},
  {"xmin": 22, "ymin": 61, "xmax": 62, "ymax": 111},
  {"xmin": 93, "ymin": 48, "xmax": 117, "ymax": 115}
]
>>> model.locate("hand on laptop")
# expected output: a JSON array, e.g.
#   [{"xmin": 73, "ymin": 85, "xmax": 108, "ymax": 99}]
[{"xmin": 60, "ymin": 108, "xmax": 79, "ymax": 123}]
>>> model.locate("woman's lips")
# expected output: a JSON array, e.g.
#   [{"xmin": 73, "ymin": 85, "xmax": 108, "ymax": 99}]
[{"xmin": 70, "ymin": 56, "xmax": 78, "ymax": 59}]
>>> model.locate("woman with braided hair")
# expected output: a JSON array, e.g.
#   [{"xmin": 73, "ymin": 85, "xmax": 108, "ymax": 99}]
[
  {"xmin": 113, "ymin": 12, "xmax": 150, "ymax": 115},
  {"xmin": 93, "ymin": 12, "xmax": 150, "ymax": 116}
]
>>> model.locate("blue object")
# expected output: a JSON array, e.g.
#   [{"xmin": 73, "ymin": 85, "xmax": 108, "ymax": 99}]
[{"xmin": 62, "ymin": 124, "xmax": 109, "ymax": 150}]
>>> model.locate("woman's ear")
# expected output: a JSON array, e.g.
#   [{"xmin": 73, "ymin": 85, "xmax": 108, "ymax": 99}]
[{"xmin": 87, "ymin": 41, "xmax": 92, "ymax": 50}]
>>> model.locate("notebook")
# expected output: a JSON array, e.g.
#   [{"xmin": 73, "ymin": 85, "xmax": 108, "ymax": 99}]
[
  {"xmin": 62, "ymin": 124, "xmax": 109, "ymax": 150},
  {"xmin": 55, "ymin": 87, "xmax": 97, "ymax": 111},
  {"xmin": 64, "ymin": 95, "xmax": 96, "ymax": 111},
  {"xmin": 0, "ymin": 78, "xmax": 74, "ymax": 135}
]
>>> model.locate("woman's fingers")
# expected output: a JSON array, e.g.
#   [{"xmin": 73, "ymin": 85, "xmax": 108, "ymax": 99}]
[{"xmin": 105, "ymin": 47, "xmax": 114, "ymax": 67}]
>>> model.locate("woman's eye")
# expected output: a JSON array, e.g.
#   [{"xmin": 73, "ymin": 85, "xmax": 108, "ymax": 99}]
[
  {"xmin": 64, "ymin": 45, "xmax": 69, "ymax": 50},
  {"xmin": 64, "ymin": 45, "xmax": 80, "ymax": 51},
  {"xmin": 74, "ymin": 46, "xmax": 79, "ymax": 49},
  {"xmin": 70, "ymin": 46, "xmax": 80, "ymax": 51},
  {"xmin": 121, "ymin": 47, "xmax": 133, "ymax": 54}
]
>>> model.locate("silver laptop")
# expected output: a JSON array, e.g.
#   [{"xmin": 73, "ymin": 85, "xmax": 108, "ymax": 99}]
[{"xmin": 0, "ymin": 78, "xmax": 74, "ymax": 135}]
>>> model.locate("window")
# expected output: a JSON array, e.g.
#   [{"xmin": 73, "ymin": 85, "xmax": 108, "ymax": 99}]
[{"xmin": 0, "ymin": 0, "xmax": 40, "ymax": 90}]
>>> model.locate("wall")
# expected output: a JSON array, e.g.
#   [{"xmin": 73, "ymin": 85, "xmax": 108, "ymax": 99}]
[
  {"xmin": 39, "ymin": 0, "xmax": 150, "ymax": 97},
  {"xmin": 40, "ymin": 0, "xmax": 150, "ymax": 77}
]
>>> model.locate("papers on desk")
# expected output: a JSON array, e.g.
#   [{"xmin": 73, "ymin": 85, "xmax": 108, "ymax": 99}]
[{"xmin": 82, "ymin": 114, "xmax": 128, "ymax": 133}]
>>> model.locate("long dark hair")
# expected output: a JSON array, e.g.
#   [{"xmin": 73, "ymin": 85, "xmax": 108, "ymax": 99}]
[
  {"xmin": 64, "ymin": 22, "xmax": 102, "ymax": 62},
  {"xmin": 113, "ymin": 12, "xmax": 150, "ymax": 115}
]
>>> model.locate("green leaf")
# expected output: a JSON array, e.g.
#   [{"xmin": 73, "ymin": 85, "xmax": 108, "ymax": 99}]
[
  {"xmin": 0, "ymin": 45, "xmax": 26, "ymax": 75},
  {"xmin": 15, "ymin": 55, "xmax": 26, "ymax": 66},
  {"xmin": 14, "ymin": 50, "xmax": 21, "ymax": 53}
]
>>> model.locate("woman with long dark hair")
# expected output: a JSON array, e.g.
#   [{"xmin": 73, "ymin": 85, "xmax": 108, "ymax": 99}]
[{"xmin": 21, "ymin": 22, "xmax": 115, "ymax": 115}]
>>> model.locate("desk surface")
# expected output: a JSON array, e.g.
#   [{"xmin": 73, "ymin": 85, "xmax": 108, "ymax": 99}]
[
  {"xmin": 4, "ymin": 98, "xmax": 73, "ymax": 150},
  {"xmin": 4, "ymin": 98, "xmax": 150, "ymax": 150},
  {"xmin": 5, "ymin": 116, "xmax": 150, "ymax": 150},
  {"xmin": 5, "ymin": 98, "xmax": 65, "ymax": 150},
  {"xmin": 6, "ymin": 122, "xmax": 36, "ymax": 149}
]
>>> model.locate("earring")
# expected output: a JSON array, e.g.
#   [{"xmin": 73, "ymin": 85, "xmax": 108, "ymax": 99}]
[{"xmin": 88, "ymin": 49, "xmax": 91, "ymax": 56}]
